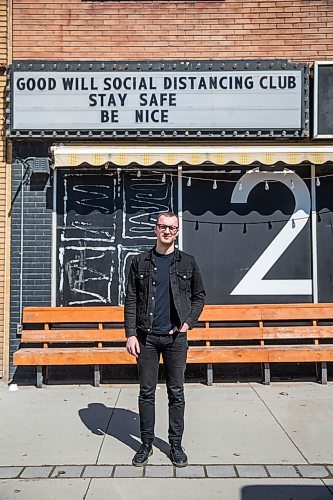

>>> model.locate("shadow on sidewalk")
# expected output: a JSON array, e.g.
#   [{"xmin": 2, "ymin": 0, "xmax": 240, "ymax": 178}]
[
  {"xmin": 78, "ymin": 403, "xmax": 170, "ymax": 457},
  {"xmin": 242, "ymin": 485, "xmax": 333, "ymax": 500}
]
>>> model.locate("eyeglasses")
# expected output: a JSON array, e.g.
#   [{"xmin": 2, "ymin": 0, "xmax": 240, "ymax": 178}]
[{"xmin": 156, "ymin": 224, "xmax": 179, "ymax": 234}]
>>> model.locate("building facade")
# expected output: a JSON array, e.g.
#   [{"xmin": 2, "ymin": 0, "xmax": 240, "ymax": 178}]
[
  {"xmin": 0, "ymin": 0, "xmax": 9, "ymax": 380},
  {"xmin": 7, "ymin": 0, "xmax": 333, "ymax": 379}
]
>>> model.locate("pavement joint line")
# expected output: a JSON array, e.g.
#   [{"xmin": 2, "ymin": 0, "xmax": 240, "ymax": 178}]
[
  {"xmin": 294, "ymin": 465, "xmax": 303, "ymax": 478},
  {"xmin": 263, "ymin": 464, "xmax": 270, "ymax": 478},
  {"xmin": 82, "ymin": 478, "xmax": 92, "ymax": 500},
  {"xmin": 249, "ymin": 382, "xmax": 310, "ymax": 464},
  {"xmin": 110, "ymin": 465, "xmax": 116, "ymax": 478},
  {"xmin": 80, "ymin": 465, "xmax": 86, "ymax": 479},
  {"xmin": 95, "ymin": 387, "xmax": 122, "ymax": 466},
  {"xmin": 1, "ymin": 465, "xmax": 333, "ymax": 479},
  {"xmin": 16, "ymin": 468, "xmax": 24, "ymax": 480},
  {"xmin": 49, "ymin": 465, "xmax": 56, "ymax": 479},
  {"xmin": 320, "ymin": 478, "xmax": 333, "ymax": 498}
]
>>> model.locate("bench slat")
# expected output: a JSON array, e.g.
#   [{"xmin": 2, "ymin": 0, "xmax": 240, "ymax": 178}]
[
  {"xmin": 23, "ymin": 306, "xmax": 124, "ymax": 324},
  {"xmin": 189, "ymin": 345, "xmax": 333, "ymax": 363},
  {"xmin": 20, "ymin": 326, "xmax": 333, "ymax": 343},
  {"xmin": 14, "ymin": 347, "xmax": 135, "ymax": 365},
  {"xmin": 199, "ymin": 304, "xmax": 333, "ymax": 321},
  {"xmin": 189, "ymin": 326, "xmax": 333, "ymax": 340},
  {"xmin": 14, "ymin": 344, "xmax": 333, "ymax": 366},
  {"xmin": 21, "ymin": 329, "xmax": 126, "ymax": 343}
]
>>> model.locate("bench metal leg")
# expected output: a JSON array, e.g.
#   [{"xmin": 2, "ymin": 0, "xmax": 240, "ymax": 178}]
[
  {"xmin": 36, "ymin": 366, "xmax": 43, "ymax": 388},
  {"xmin": 94, "ymin": 365, "xmax": 101, "ymax": 387},
  {"xmin": 262, "ymin": 363, "xmax": 270, "ymax": 385},
  {"xmin": 321, "ymin": 362, "xmax": 328, "ymax": 385},
  {"xmin": 43, "ymin": 366, "xmax": 49, "ymax": 384},
  {"xmin": 207, "ymin": 363, "xmax": 213, "ymax": 386}
]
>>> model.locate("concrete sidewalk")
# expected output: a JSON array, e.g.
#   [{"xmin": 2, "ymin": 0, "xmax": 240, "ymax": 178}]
[{"xmin": 0, "ymin": 381, "xmax": 333, "ymax": 499}]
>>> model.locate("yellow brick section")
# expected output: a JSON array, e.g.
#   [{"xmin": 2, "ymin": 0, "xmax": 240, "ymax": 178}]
[
  {"xmin": 11, "ymin": 0, "xmax": 333, "ymax": 61},
  {"xmin": 0, "ymin": 0, "xmax": 8, "ymax": 379},
  {"xmin": 0, "ymin": 0, "xmax": 6, "ymax": 65}
]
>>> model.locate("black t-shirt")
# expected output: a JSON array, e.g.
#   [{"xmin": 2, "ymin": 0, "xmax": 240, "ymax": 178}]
[{"xmin": 151, "ymin": 249, "xmax": 177, "ymax": 335}]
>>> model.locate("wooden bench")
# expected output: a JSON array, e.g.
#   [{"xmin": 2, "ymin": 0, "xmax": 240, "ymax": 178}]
[{"xmin": 13, "ymin": 303, "xmax": 333, "ymax": 387}]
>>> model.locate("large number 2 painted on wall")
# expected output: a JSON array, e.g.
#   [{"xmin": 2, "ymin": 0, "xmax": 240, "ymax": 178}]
[{"xmin": 230, "ymin": 169, "xmax": 312, "ymax": 296}]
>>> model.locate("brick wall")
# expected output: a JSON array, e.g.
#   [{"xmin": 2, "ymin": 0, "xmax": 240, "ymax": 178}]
[
  {"xmin": 10, "ymin": 143, "xmax": 52, "ymax": 378},
  {"xmin": 12, "ymin": 0, "xmax": 333, "ymax": 62},
  {"xmin": 0, "ymin": 0, "xmax": 7, "ymax": 379}
]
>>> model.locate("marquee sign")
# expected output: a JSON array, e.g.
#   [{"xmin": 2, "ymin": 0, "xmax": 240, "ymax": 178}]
[{"xmin": 7, "ymin": 60, "xmax": 309, "ymax": 139}]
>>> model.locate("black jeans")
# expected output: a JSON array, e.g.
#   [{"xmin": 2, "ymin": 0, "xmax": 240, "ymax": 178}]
[{"xmin": 137, "ymin": 331, "xmax": 188, "ymax": 446}]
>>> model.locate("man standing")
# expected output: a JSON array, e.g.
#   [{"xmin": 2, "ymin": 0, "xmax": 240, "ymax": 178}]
[{"xmin": 125, "ymin": 211, "xmax": 205, "ymax": 468}]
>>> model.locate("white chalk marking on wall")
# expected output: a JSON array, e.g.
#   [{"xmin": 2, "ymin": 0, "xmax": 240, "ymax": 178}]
[
  {"xmin": 58, "ymin": 173, "xmax": 117, "ymax": 305},
  {"xmin": 59, "ymin": 246, "xmax": 65, "ymax": 294},
  {"xmin": 73, "ymin": 184, "xmax": 112, "ymax": 212},
  {"xmin": 117, "ymin": 244, "xmax": 151, "ymax": 305},
  {"xmin": 63, "ymin": 246, "xmax": 116, "ymax": 305},
  {"xmin": 122, "ymin": 172, "xmax": 174, "ymax": 239},
  {"xmin": 63, "ymin": 177, "xmax": 68, "ymax": 227},
  {"xmin": 58, "ymin": 170, "xmax": 175, "ymax": 305},
  {"xmin": 63, "ymin": 220, "xmax": 115, "ymax": 242}
]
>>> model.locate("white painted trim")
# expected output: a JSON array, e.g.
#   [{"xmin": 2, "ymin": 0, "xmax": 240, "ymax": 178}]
[
  {"xmin": 313, "ymin": 61, "xmax": 333, "ymax": 139},
  {"xmin": 52, "ymin": 145, "xmax": 333, "ymax": 155},
  {"xmin": 311, "ymin": 164, "xmax": 318, "ymax": 303},
  {"xmin": 177, "ymin": 164, "xmax": 183, "ymax": 251},
  {"xmin": 313, "ymin": 62, "xmax": 319, "ymax": 139},
  {"xmin": 51, "ymin": 168, "xmax": 57, "ymax": 306}
]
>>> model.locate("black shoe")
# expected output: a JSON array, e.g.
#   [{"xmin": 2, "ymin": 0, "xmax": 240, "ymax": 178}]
[
  {"xmin": 132, "ymin": 443, "xmax": 153, "ymax": 467},
  {"xmin": 170, "ymin": 444, "xmax": 188, "ymax": 467}
]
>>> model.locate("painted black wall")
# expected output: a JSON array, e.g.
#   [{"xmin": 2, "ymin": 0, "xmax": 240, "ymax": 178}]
[
  {"xmin": 56, "ymin": 169, "xmax": 178, "ymax": 306},
  {"xmin": 316, "ymin": 164, "xmax": 333, "ymax": 302},
  {"xmin": 182, "ymin": 167, "xmax": 313, "ymax": 304}
]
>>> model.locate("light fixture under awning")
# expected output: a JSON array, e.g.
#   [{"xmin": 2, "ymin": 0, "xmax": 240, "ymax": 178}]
[{"xmin": 51, "ymin": 145, "xmax": 333, "ymax": 168}]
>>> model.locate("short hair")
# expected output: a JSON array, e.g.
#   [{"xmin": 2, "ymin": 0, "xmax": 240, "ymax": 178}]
[{"xmin": 156, "ymin": 211, "xmax": 179, "ymax": 224}]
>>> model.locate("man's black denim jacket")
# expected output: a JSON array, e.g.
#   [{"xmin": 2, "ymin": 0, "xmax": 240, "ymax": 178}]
[{"xmin": 124, "ymin": 247, "xmax": 206, "ymax": 338}]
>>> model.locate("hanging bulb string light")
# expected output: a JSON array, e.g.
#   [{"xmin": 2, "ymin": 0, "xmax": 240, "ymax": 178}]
[
  {"xmin": 150, "ymin": 168, "xmax": 297, "ymax": 186},
  {"xmin": 121, "ymin": 166, "xmax": 333, "ymax": 228},
  {"xmin": 145, "ymin": 168, "xmax": 333, "ymax": 188},
  {"xmin": 182, "ymin": 208, "xmax": 333, "ymax": 229},
  {"xmin": 121, "ymin": 166, "xmax": 333, "ymax": 189}
]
